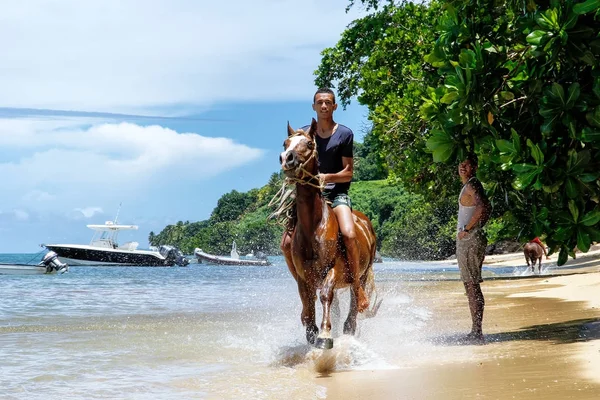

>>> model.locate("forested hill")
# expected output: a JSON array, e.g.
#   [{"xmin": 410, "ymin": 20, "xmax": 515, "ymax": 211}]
[{"xmin": 149, "ymin": 133, "xmax": 477, "ymax": 260}]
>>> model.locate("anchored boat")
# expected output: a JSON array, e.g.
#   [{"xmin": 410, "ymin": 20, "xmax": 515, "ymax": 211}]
[
  {"xmin": 44, "ymin": 221, "xmax": 188, "ymax": 267},
  {"xmin": 194, "ymin": 242, "xmax": 271, "ymax": 266},
  {"xmin": 0, "ymin": 251, "xmax": 69, "ymax": 275}
]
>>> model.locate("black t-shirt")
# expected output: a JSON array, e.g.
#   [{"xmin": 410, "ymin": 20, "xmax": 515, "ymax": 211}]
[{"xmin": 302, "ymin": 123, "xmax": 354, "ymax": 196}]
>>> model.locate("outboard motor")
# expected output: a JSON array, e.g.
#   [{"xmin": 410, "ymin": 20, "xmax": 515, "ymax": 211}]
[
  {"xmin": 40, "ymin": 251, "xmax": 69, "ymax": 274},
  {"xmin": 159, "ymin": 245, "xmax": 190, "ymax": 267}
]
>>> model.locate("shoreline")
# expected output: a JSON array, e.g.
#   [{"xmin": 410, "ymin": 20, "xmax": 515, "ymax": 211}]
[{"xmin": 321, "ymin": 246, "xmax": 600, "ymax": 399}]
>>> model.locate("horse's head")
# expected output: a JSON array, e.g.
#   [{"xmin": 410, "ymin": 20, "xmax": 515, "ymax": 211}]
[{"xmin": 279, "ymin": 118, "xmax": 318, "ymax": 181}]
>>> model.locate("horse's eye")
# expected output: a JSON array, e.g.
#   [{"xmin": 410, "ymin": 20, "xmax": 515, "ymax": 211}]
[{"xmin": 307, "ymin": 141, "xmax": 314, "ymax": 150}]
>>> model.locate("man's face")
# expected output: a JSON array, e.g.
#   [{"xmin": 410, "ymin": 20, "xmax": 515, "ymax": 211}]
[
  {"xmin": 312, "ymin": 93, "xmax": 337, "ymax": 118},
  {"xmin": 458, "ymin": 159, "xmax": 476, "ymax": 179}
]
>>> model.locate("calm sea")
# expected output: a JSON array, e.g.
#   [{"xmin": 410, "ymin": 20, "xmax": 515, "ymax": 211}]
[{"xmin": 0, "ymin": 253, "xmax": 547, "ymax": 399}]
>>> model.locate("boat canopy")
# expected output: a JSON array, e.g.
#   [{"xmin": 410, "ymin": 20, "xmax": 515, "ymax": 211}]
[{"xmin": 86, "ymin": 221, "xmax": 139, "ymax": 231}]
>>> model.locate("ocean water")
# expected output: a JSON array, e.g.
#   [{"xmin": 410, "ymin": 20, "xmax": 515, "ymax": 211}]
[{"xmin": 0, "ymin": 253, "xmax": 555, "ymax": 399}]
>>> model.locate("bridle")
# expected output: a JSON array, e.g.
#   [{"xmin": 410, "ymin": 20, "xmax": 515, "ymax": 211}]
[
  {"xmin": 267, "ymin": 131, "xmax": 323, "ymax": 227},
  {"xmin": 283, "ymin": 132, "xmax": 324, "ymax": 191}
]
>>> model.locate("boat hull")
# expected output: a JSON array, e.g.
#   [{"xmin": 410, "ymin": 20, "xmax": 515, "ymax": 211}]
[
  {"xmin": 194, "ymin": 248, "xmax": 271, "ymax": 266},
  {"xmin": 44, "ymin": 245, "xmax": 172, "ymax": 266},
  {"xmin": 0, "ymin": 264, "xmax": 56, "ymax": 275}
]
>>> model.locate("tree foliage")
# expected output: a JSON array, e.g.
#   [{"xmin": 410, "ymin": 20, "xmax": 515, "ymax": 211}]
[
  {"xmin": 317, "ymin": 0, "xmax": 600, "ymax": 264},
  {"xmin": 421, "ymin": 0, "xmax": 600, "ymax": 263}
]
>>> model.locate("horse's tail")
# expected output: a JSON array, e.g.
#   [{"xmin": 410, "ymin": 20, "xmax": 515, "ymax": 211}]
[{"xmin": 362, "ymin": 265, "xmax": 382, "ymax": 318}]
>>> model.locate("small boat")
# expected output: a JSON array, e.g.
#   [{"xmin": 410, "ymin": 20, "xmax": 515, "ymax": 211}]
[
  {"xmin": 0, "ymin": 251, "xmax": 69, "ymax": 275},
  {"xmin": 194, "ymin": 243, "xmax": 271, "ymax": 266},
  {"xmin": 44, "ymin": 220, "xmax": 189, "ymax": 267}
]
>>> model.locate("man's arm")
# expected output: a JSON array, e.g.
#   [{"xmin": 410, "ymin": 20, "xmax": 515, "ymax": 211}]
[{"xmin": 320, "ymin": 157, "xmax": 353, "ymax": 183}]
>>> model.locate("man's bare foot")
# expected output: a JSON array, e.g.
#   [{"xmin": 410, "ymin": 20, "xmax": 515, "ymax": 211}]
[
  {"xmin": 356, "ymin": 287, "xmax": 370, "ymax": 313},
  {"xmin": 461, "ymin": 332, "xmax": 485, "ymax": 345}
]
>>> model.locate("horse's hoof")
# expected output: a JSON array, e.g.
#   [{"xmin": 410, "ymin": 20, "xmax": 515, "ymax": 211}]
[
  {"xmin": 343, "ymin": 320, "xmax": 356, "ymax": 335},
  {"xmin": 315, "ymin": 337, "xmax": 334, "ymax": 350},
  {"xmin": 306, "ymin": 326, "xmax": 319, "ymax": 345}
]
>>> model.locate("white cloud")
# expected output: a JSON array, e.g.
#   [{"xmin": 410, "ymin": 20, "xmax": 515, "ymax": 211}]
[
  {"xmin": 74, "ymin": 207, "xmax": 103, "ymax": 218},
  {"xmin": 13, "ymin": 209, "xmax": 30, "ymax": 221},
  {"xmin": 0, "ymin": 117, "xmax": 263, "ymax": 213},
  {"xmin": 22, "ymin": 190, "xmax": 56, "ymax": 202},
  {"xmin": 0, "ymin": 1, "xmax": 362, "ymax": 113}
]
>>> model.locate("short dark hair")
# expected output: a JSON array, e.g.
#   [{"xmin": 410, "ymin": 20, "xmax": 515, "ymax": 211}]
[
  {"xmin": 465, "ymin": 153, "xmax": 478, "ymax": 167},
  {"xmin": 313, "ymin": 87, "xmax": 336, "ymax": 104}
]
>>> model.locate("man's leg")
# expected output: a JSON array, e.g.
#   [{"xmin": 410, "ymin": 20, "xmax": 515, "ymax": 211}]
[
  {"xmin": 333, "ymin": 204, "xmax": 369, "ymax": 312},
  {"xmin": 463, "ymin": 281, "xmax": 484, "ymax": 340}
]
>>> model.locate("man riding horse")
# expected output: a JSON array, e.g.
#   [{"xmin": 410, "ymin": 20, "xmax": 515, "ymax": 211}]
[
  {"xmin": 281, "ymin": 87, "xmax": 369, "ymax": 313},
  {"xmin": 278, "ymin": 88, "xmax": 378, "ymax": 348}
]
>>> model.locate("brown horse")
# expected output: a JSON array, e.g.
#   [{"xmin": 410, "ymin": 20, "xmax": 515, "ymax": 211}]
[
  {"xmin": 524, "ymin": 242, "xmax": 544, "ymax": 273},
  {"xmin": 279, "ymin": 119, "xmax": 378, "ymax": 349}
]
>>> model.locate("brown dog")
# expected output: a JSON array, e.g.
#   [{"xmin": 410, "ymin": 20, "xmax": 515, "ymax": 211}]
[{"xmin": 524, "ymin": 242, "xmax": 544, "ymax": 273}]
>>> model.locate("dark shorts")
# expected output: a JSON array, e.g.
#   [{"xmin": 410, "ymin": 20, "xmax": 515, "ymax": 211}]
[{"xmin": 324, "ymin": 192, "xmax": 352, "ymax": 210}]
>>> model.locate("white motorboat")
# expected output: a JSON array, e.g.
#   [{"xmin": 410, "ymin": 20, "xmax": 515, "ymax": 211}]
[
  {"xmin": 44, "ymin": 221, "xmax": 189, "ymax": 267},
  {"xmin": 0, "ymin": 251, "xmax": 69, "ymax": 275},
  {"xmin": 194, "ymin": 242, "xmax": 271, "ymax": 266}
]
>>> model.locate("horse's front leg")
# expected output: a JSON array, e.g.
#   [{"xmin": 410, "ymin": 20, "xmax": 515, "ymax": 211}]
[
  {"xmin": 316, "ymin": 267, "xmax": 337, "ymax": 349},
  {"xmin": 297, "ymin": 279, "xmax": 318, "ymax": 344}
]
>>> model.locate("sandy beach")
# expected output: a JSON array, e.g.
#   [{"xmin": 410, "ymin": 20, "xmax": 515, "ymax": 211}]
[{"xmin": 321, "ymin": 246, "xmax": 600, "ymax": 399}]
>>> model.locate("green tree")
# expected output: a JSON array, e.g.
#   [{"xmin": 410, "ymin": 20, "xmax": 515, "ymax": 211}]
[
  {"xmin": 421, "ymin": 0, "xmax": 600, "ymax": 263},
  {"xmin": 210, "ymin": 190, "xmax": 257, "ymax": 223},
  {"xmin": 318, "ymin": 0, "xmax": 600, "ymax": 264}
]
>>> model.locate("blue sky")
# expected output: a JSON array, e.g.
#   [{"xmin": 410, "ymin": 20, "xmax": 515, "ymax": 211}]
[{"xmin": 0, "ymin": 0, "xmax": 370, "ymax": 252}]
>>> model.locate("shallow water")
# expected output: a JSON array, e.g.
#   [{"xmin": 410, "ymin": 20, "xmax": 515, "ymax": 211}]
[{"xmin": 0, "ymin": 253, "xmax": 585, "ymax": 399}]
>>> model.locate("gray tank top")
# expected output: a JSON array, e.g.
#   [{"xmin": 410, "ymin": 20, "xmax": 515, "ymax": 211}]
[{"xmin": 457, "ymin": 177, "xmax": 477, "ymax": 233}]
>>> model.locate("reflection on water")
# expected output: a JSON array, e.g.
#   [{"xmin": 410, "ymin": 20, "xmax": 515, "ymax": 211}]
[{"xmin": 0, "ymin": 253, "xmax": 596, "ymax": 399}]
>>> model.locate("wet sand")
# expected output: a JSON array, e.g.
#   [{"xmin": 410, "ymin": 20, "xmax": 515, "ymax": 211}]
[{"xmin": 322, "ymin": 248, "xmax": 600, "ymax": 399}]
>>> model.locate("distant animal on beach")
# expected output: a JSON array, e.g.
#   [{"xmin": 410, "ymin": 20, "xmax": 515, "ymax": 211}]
[
  {"xmin": 278, "ymin": 119, "xmax": 380, "ymax": 349},
  {"xmin": 524, "ymin": 241, "xmax": 544, "ymax": 273}
]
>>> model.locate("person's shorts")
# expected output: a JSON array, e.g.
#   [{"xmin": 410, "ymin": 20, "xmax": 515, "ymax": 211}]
[
  {"xmin": 324, "ymin": 192, "xmax": 352, "ymax": 210},
  {"xmin": 456, "ymin": 228, "xmax": 487, "ymax": 283}
]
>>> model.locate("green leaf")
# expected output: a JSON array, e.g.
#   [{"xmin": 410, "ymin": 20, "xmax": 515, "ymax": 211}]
[
  {"xmin": 568, "ymin": 200, "xmax": 580, "ymax": 223},
  {"xmin": 577, "ymin": 229, "xmax": 591, "ymax": 252},
  {"xmin": 426, "ymin": 130, "xmax": 455, "ymax": 163},
  {"xmin": 499, "ymin": 91, "xmax": 515, "ymax": 101},
  {"xmin": 585, "ymin": 226, "xmax": 600, "ymax": 242},
  {"xmin": 563, "ymin": 11, "xmax": 579, "ymax": 29},
  {"xmin": 585, "ymin": 106, "xmax": 600, "ymax": 128},
  {"xmin": 458, "ymin": 49, "xmax": 476, "ymax": 68},
  {"xmin": 558, "ymin": 246, "xmax": 568, "ymax": 266},
  {"xmin": 526, "ymin": 30, "xmax": 548, "ymax": 45},
  {"xmin": 581, "ymin": 209, "xmax": 600, "ymax": 226},
  {"xmin": 566, "ymin": 83, "xmax": 581, "ymax": 108},
  {"xmin": 496, "ymin": 139, "xmax": 516, "ymax": 154},
  {"xmin": 526, "ymin": 139, "xmax": 544, "ymax": 165},
  {"xmin": 549, "ymin": 83, "xmax": 565, "ymax": 104},
  {"xmin": 440, "ymin": 91, "xmax": 459, "ymax": 104},
  {"xmin": 579, "ymin": 172, "xmax": 600, "ymax": 182},
  {"xmin": 512, "ymin": 163, "xmax": 541, "ymax": 189},
  {"xmin": 573, "ymin": 0, "xmax": 600, "ymax": 14},
  {"xmin": 581, "ymin": 128, "xmax": 600, "ymax": 142},
  {"xmin": 565, "ymin": 178, "xmax": 579, "ymax": 198},
  {"xmin": 511, "ymin": 129, "xmax": 522, "ymax": 154}
]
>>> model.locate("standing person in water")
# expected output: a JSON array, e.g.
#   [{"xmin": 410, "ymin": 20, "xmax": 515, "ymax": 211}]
[
  {"xmin": 281, "ymin": 87, "xmax": 369, "ymax": 312},
  {"xmin": 456, "ymin": 154, "xmax": 492, "ymax": 344}
]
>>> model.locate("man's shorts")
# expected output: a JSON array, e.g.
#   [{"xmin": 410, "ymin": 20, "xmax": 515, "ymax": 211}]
[
  {"xmin": 324, "ymin": 192, "xmax": 352, "ymax": 210},
  {"xmin": 456, "ymin": 228, "xmax": 487, "ymax": 283}
]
